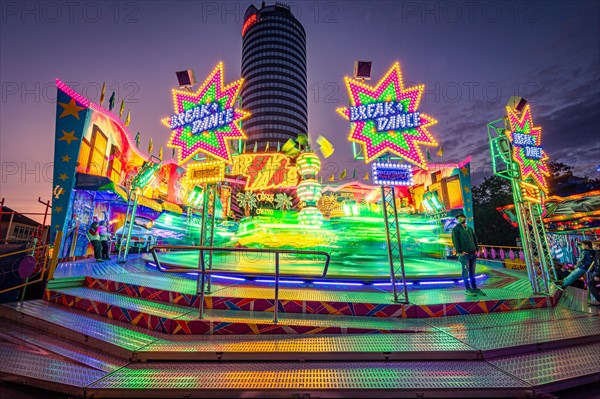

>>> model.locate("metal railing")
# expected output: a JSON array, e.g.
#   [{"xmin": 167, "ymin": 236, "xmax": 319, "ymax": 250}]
[
  {"xmin": 0, "ymin": 244, "xmax": 50, "ymax": 301},
  {"xmin": 151, "ymin": 245, "xmax": 331, "ymax": 323},
  {"xmin": 478, "ymin": 244, "xmax": 526, "ymax": 269}
]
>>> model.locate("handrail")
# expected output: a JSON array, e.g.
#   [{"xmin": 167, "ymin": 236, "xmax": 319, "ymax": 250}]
[{"xmin": 151, "ymin": 245, "xmax": 331, "ymax": 323}]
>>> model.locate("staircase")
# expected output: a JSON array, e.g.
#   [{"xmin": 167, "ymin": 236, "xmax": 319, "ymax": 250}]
[{"xmin": 0, "ymin": 270, "xmax": 598, "ymax": 397}]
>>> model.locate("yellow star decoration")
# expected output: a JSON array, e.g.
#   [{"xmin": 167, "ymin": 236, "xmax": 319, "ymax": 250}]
[
  {"xmin": 58, "ymin": 98, "xmax": 85, "ymax": 119},
  {"xmin": 58, "ymin": 130, "xmax": 78, "ymax": 145},
  {"xmin": 61, "ymin": 154, "xmax": 71, "ymax": 162},
  {"xmin": 55, "ymin": 206, "xmax": 63, "ymax": 213},
  {"xmin": 463, "ymin": 186, "xmax": 470, "ymax": 193},
  {"xmin": 460, "ymin": 166, "xmax": 469, "ymax": 176},
  {"xmin": 59, "ymin": 173, "xmax": 68, "ymax": 181}
]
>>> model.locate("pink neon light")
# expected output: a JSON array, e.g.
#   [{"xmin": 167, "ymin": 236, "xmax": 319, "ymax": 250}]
[
  {"xmin": 337, "ymin": 63, "xmax": 437, "ymax": 168},
  {"xmin": 55, "ymin": 78, "xmax": 152, "ymax": 162},
  {"xmin": 163, "ymin": 64, "xmax": 248, "ymax": 164}
]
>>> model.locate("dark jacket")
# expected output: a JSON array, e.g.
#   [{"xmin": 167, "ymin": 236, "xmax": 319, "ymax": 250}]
[
  {"xmin": 591, "ymin": 250, "xmax": 600, "ymax": 276},
  {"xmin": 575, "ymin": 248, "xmax": 594, "ymax": 270},
  {"xmin": 452, "ymin": 223, "xmax": 478, "ymax": 254}
]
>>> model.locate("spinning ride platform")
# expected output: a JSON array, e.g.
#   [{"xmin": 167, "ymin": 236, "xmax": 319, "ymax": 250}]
[{"xmin": 141, "ymin": 251, "xmax": 477, "ymax": 281}]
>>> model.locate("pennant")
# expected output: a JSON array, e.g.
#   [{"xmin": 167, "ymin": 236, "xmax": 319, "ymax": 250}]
[
  {"xmin": 99, "ymin": 82, "xmax": 106, "ymax": 105},
  {"xmin": 124, "ymin": 110, "xmax": 131, "ymax": 126},
  {"xmin": 135, "ymin": 132, "xmax": 140, "ymax": 148},
  {"xmin": 437, "ymin": 146, "xmax": 443, "ymax": 157},
  {"xmin": 264, "ymin": 141, "xmax": 269, "ymax": 152},
  {"xmin": 253, "ymin": 142, "xmax": 257, "ymax": 153},
  {"xmin": 352, "ymin": 169, "xmax": 357, "ymax": 179},
  {"xmin": 159, "ymin": 146, "xmax": 163, "ymax": 160},
  {"xmin": 364, "ymin": 172, "xmax": 369, "ymax": 180},
  {"xmin": 277, "ymin": 141, "xmax": 281, "ymax": 152},
  {"xmin": 119, "ymin": 99, "xmax": 125, "ymax": 117},
  {"xmin": 172, "ymin": 147, "xmax": 176, "ymax": 158},
  {"xmin": 108, "ymin": 92, "xmax": 115, "ymax": 111},
  {"xmin": 281, "ymin": 138, "xmax": 299, "ymax": 156},
  {"xmin": 316, "ymin": 135, "xmax": 334, "ymax": 158},
  {"xmin": 148, "ymin": 137, "xmax": 153, "ymax": 155},
  {"xmin": 296, "ymin": 134, "xmax": 308, "ymax": 146},
  {"xmin": 328, "ymin": 174, "xmax": 335, "ymax": 181},
  {"xmin": 426, "ymin": 149, "xmax": 431, "ymax": 161},
  {"xmin": 242, "ymin": 141, "xmax": 246, "ymax": 153},
  {"xmin": 340, "ymin": 169, "xmax": 347, "ymax": 179}
]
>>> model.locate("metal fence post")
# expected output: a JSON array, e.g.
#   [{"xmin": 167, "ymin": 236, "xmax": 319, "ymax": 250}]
[{"xmin": 274, "ymin": 252, "xmax": 279, "ymax": 324}]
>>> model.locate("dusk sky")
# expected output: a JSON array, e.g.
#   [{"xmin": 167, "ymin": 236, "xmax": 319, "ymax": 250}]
[{"xmin": 1, "ymin": 0, "xmax": 599, "ymax": 221}]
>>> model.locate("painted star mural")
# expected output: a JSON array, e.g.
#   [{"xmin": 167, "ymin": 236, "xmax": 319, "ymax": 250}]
[
  {"xmin": 163, "ymin": 63, "xmax": 249, "ymax": 164},
  {"xmin": 337, "ymin": 62, "xmax": 438, "ymax": 169},
  {"xmin": 505, "ymin": 105, "xmax": 550, "ymax": 193}
]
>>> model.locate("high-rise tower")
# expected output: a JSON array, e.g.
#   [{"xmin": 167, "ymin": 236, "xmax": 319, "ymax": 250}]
[{"xmin": 241, "ymin": 2, "xmax": 307, "ymax": 152}]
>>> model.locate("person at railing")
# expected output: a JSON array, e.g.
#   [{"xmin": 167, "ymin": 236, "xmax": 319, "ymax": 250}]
[
  {"xmin": 97, "ymin": 220, "xmax": 111, "ymax": 261},
  {"xmin": 557, "ymin": 240, "xmax": 594, "ymax": 292},
  {"xmin": 452, "ymin": 213, "xmax": 486, "ymax": 297},
  {"xmin": 85, "ymin": 220, "xmax": 103, "ymax": 262},
  {"xmin": 587, "ymin": 240, "xmax": 600, "ymax": 305}
]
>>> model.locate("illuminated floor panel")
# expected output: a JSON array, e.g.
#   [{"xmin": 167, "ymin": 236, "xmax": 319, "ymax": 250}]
[
  {"xmin": 0, "ymin": 341, "xmax": 107, "ymax": 390},
  {"xmin": 0, "ymin": 300, "xmax": 161, "ymax": 352},
  {"xmin": 490, "ymin": 341, "xmax": 600, "ymax": 387},
  {"xmin": 0, "ymin": 322, "xmax": 129, "ymax": 372},
  {"xmin": 86, "ymin": 361, "xmax": 531, "ymax": 393}
]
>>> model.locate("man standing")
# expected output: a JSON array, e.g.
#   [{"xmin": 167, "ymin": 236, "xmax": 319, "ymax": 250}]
[{"xmin": 452, "ymin": 213, "xmax": 485, "ymax": 296}]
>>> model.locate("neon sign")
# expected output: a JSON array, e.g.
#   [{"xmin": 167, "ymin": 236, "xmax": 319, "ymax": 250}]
[
  {"xmin": 229, "ymin": 154, "xmax": 298, "ymax": 191},
  {"xmin": 163, "ymin": 63, "xmax": 249, "ymax": 165},
  {"xmin": 167, "ymin": 103, "xmax": 234, "ymax": 134},
  {"xmin": 505, "ymin": 104, "xmax": 549, "ymax": 193},
  {"xmin": 371, "ymin": 163, "xmax": 413, "ymax": 186},
  {"xmin": 337, "ymin": 62, "xmax": 438, "ymax": 169},
  {"xmin": 185, "ymin": 161, "xmax": 225, "ymax": 184}
]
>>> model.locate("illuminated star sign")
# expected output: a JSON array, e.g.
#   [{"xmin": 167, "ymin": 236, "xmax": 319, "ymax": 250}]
[
  {"xmin": 337, "ymin": 62, "xmax": 438, "ymax": 169},
  {"xmin": 505, "ymin": 104, "xmax": 550, "ymax": 193},
  {"xmin": 163, "ymin": 63, "xmax": 249, "ymax": 164}
]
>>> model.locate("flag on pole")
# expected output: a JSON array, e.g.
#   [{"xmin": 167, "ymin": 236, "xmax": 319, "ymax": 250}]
[
  {"xmin": 148, "ymin": 137, "xmax": 153, "ymax": 155},
  {"xmin": 316, "ymin": 135, "xmax": 334, "ymax": 158},
  {"xmin": 282, "ymin": 138, "xmax": 299, "ymax": 156},
  {"xmin": 296, "ymin": 134, "xmax": 308, "ymax": 148},
  {"xmin": 437, "ymin": 146, "xmax": 443, "ymax": 157},
  {"xmin": 124, "ymin": 110, "xmax": 131, "ymax": 126},
  {"xmin": 108, "ymin": 92, "xmax": 116, "ymax": 111},
  {"xmin": 340, "ymin": 169, "xmax": 347, "ymax": 179},
  {"xmin": 119, "ymin": 99, "xmax": 125, "ymax": 117},
  {"xmin": 99, "ymin": 82, "xmax": 106, "ymax": 105}
]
